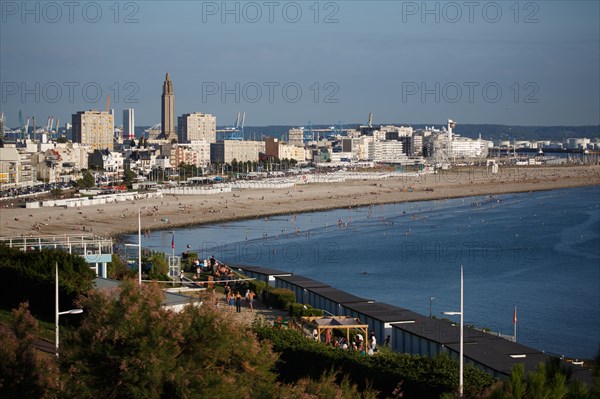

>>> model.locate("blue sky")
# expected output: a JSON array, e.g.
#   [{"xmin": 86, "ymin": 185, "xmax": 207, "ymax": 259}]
[{"xmin": 1, "ymin": 1, "xmax": 599, "ymax": 127}]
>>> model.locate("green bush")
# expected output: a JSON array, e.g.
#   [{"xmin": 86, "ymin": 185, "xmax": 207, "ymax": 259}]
[
  {"xmin": 289, "ymin": 303, "xmax": 324, "ymax": 317},
  {"xmin": 253, "ymin": 325, "xmax": 495, "ymax": 398},
  {"xmin": 247, "ymin": 279, "xmax": 267, "ymax": 298},
  {"xmin": 145, "ymin": 253, "xmax": 170, "ymax": 281},
  {"xmin": 181, "ymin": 252, "xmax": 198, "ymax": 272},
  {"xmin": 266, "ymin": 288, "xmax": 295, "ymax": 310}
]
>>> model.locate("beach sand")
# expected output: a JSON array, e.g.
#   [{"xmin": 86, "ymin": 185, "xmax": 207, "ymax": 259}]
[{"xmin": 1, "ymin": 165, "xmax": 598, "ymax": 239}]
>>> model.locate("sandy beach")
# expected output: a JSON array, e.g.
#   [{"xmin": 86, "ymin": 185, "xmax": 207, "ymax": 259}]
[{"xmin": 1, "ymin": 165, "xmax": 598, "ymax": 239}]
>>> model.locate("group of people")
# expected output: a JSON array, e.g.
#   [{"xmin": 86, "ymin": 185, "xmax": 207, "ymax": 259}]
[
  {"xmin": 187, "ymin": 253, "xmax": 218, "ymax": 275},
  {"xmin": 312, "ymin": 330, "xmax": 391, "ymax": 356},
  {"xmin": 223, "ymin": 285, "xmax": 256, "ymax": 313}
]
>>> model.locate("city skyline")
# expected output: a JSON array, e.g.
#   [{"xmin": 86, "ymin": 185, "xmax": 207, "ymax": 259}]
[{"xmin": 1, "ymin": 1, "xmax": 599, "ymax": 127}]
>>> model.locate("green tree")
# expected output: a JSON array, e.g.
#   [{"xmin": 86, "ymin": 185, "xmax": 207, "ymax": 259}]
[
  {"xmin": 59, "ymin": 282, "xmax": 180, "ymax": 398},
  {"xmin": 0, "ymin": 246, "xmax": 95, "ymax": 321},
  {"xmin": 284, "ymin": 371, "xmax": 379, "ymax": 399},
  {"xmin": 490, "ymin": 359, "xmax": 594, "ymax": 399},
  {"xmin": 122, "ymin": 169, "xmax": 137, "ymax": 189},
  {"xmin": 146, "ymin": 253, "xmax": 169, "ymax": 280},
  {"xmin": 107, "ymin": 253, "xmax": 134, "ymax": 280},
  {"xmin": 75, "ymin": 169, "xmax": 95, "ymax": 188},
  {"xmin": 59, "ymin": 280, "xmax": 282, "ymax": 398},
  {"xmin": 0, "ymin": 302, "xmax": 57, "ymax": 399}
]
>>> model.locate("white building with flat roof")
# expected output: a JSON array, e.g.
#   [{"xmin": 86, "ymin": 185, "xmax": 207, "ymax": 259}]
[
  {"xmin": 368, "ymin": 141, "xmax": 406, "ymax": 163},
  {"xmin": 450, "ymin": 137, "xmax": 489, "ymax": 159}
]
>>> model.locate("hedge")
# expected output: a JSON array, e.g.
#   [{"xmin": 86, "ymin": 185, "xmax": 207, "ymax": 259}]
[
  {"xmin": 266, "ymin": 287, "xmax": 295, "ymax": 310},
  {"xmin": 289, "ymin": 303, "xmax": 324, "ymax": 317},
  {"xmin": 253, "ymin": 325, "xmax": 495, "ymax": 398}
]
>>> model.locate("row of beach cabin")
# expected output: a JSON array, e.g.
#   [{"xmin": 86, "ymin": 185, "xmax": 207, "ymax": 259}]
[{"xmin": 235, "ymin": 265, "xmax": 591, "ymax": 382}]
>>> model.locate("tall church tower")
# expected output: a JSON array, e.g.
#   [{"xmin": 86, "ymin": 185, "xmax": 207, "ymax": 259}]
[{"xmin": 160, "ymin": 72, "xmax": 176, "ymax": 141}]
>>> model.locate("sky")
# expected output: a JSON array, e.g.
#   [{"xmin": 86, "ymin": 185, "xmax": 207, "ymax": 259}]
[{"xmin": 1, "ymin": 0, "xmax": 599, "ymax": 127}]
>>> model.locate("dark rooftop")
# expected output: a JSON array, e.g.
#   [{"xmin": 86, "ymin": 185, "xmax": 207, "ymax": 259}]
[{"xmin": 308, "ymin": 286, "xmax": 373, "ymax": 304}]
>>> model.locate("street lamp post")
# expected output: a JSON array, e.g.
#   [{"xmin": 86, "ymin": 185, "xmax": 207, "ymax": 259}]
[
  {"xmin": 442, "ymin": 265, "xmax": 464, "ymax": 397},
  {"xmin": 429, "ymin": 296, "xmax": 436, "ymax": 318},
  {"xmin": 55, "ymin": 262, "xmax": 83, "ymax": 357}
]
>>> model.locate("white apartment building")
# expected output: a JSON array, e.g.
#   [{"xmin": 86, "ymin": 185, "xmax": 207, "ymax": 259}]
[
  {"xmin": 279, "ymin": 144, "xmax": 306, "ymax": 162},
  {"xmin": 450, "ymin": 137, "xmax": 489, "ymax": 159},
  {"xmin": 177, "ymin": 113, "xmax": 216, "ymax": 143},
  {"xmin": 368, "ymin": 140, "xmax": 406, "ymax": 163},
  {"xmin": 288, "ymin": 128, "xmax": 305, "ymax": 147}
]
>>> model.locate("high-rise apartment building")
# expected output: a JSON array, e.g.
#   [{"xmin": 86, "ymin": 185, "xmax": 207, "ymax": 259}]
[
  {"xmin": 177, "ymin": 113, "xmax": 216, "ymax": 143},
  {"xmin": 71, "ymin": 110, "xmax": 114, "ymax": 151},
  {"xmin": 288, "ymin": 128, "xmax": 304, "ymax": 147},
  {"xmin": 123, "ymin": 108, "xmax": 135, "ymax": 141}
]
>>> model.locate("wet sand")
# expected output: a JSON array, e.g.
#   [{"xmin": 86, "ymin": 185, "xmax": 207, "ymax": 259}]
[{"xmin": 1, "ymin": 165, "xmax": 598, "ymax": 239}]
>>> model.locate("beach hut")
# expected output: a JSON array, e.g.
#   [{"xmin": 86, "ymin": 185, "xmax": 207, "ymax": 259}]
[
  {"xmin": 305, "ymin": 286, "xmax": 373, "ymax": 316},
  {"xmin": 275, "ymin": 275, "xmax": 329, "ymax": 303},
  {"xmin": 338, "ymin": 302, "xmax": 422, "ymax": 346},
  {"xmin": 391, "ymin": 318, "xmax": 554, "ymax": 379},
  {"xmin": 233, "ymin": 265, "xmax": 292, "ymax": 285}
]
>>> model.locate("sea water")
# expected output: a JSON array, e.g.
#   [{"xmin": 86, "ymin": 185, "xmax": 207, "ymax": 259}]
[{"xmin": 130, "ymin": 186, "xmax": 600, "ymax": 359}]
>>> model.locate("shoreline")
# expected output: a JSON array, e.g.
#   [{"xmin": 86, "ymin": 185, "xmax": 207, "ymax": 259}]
[{"xmin": 1, "ymin": 165, "xmax": 598, "ymax": 239}]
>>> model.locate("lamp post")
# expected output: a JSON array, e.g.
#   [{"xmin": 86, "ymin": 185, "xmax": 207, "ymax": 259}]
[
  {"xmin": 55, "ymin": 262, "xmax": 83, "ymax": 357},
  {"xmin": 429, "ymin": 296, "xmax": 436, "ymax": 318},
  {"xmin": 442, "ymin": 265, "xmax": 464, "ymax": 397}
]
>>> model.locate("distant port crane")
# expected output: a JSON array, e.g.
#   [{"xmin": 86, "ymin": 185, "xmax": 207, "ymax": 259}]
[{"xmin": 217, "ymin": 112, "xmax": 245, "ymax": 140}]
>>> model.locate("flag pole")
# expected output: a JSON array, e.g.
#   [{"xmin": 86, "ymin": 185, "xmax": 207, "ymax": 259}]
[
  {"xmin": 171, "ymin": 231, "xmax": 175, "ymax": 287},
  {"xmin": 138, "ymin": 209, "xmax": 142, "ymax": 286}
]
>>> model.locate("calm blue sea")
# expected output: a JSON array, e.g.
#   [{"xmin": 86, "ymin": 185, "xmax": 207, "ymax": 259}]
[{"xmin": 128, "ymin": 186, "xmax": 600, "ymax": 359}]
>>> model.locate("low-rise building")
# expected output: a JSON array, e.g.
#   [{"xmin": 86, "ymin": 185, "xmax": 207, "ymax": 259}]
[
  {"xmin": 89, "ymin": 149, "xmax": 124, "ymax": 173},
  {"xmin": 368, "ymin": 140, "xmax": 406, "ymax": 163},
  {"xmin": 210, "ymin": 140, "xmax": 265, "ymax": 164},
  {"xmin": 264, "ymin": 137, "xmax": 306, "ymax": 162}
]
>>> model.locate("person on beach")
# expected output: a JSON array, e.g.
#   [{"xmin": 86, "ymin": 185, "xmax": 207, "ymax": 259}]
[
  {"xmin": 247, "ymin": 290, "xmax": 255, "ymax": 312},
  {"xmin": 210, "ymin": 255, "xmax": 217, "ymax": 273},
  {"xmin": 235, "ymin": 292, "xmax": 242, "ymax": 313},
  {"xmin": 370, "ymin": 332, "xmax": 377, "ymax": 351},
  {"xmin": 227, "ymin": 292, "xmax": 234, "ymax": 311}
]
